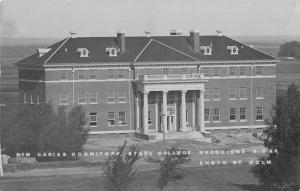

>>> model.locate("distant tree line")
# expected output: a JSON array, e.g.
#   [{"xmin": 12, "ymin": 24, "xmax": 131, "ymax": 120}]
[
  {"xmin": 278, "ymin": 41, "xmax": 300, "ymax": 59},
  {"xmin": 0, "ymin": 103, "xmax": 89, "ymax": 161}
]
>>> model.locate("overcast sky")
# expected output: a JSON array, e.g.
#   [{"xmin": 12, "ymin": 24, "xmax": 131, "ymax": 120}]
[{"xmin": 1, "ymin": 0, "xmax": 300, "ymax": 38}]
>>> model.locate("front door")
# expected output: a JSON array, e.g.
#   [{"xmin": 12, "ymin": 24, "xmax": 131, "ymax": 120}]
[{"xmin": 167, "ymin": 105, "xmax": 176, "ymax": 131}]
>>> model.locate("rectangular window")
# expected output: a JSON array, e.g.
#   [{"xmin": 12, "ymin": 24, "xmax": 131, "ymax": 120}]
[
  {"xmin": 108, "ymin": 112, "xmax": 115, "ymax": 126},
  {"xmin": 203, "ymin": 67, "xmax": 211, "ymax": 77},
  {"xmin": 213, "ymin": 88, "xmax": 220, "ymax": 100},
  {"xmin": 256, "ymin": 107, "xmax": 263, "ymax": 121},
  {"xmin": 89, "ymin": 112, "xmax": 97, "ymax": 126},
  {"xmin": 118, "ymin": 69, "xmax": 126, "ymax": 79},
  {"xmin": 37, "ymin": 95, "xmax": 40, "ymax": 105},
  {"xmin": 89, "ymin": 91, "xmax": 97, "ymax": 104},
  {"xmin": 118, "ymin": 90, "xmax": 126, "ymax": 103},
  {"xmin": 204, "ymin": 88, "xmax": 210, "ymax": 100},
  {"xmin": 107, "ymin": 70, "xmax": 114, "ymax": 79},
  {"xmin": 229, "ymin": 87, "xmax": 237, "ymax": 99},
  {"xmin": 89, "ymin": 70, "xmax": 97, "ymax": 79},
  {"xmin": 204, "ymin": 108, "xmax": 210, "ymax": 122},
  {"xmin": 256, "ymin": 87, "xmax": 263, "ymax": 99},
  {"xmin": 229, "ymin": 67, "xmax": 236, "ymax": 76},
  {"xmin": 30, "ymin": 94, "xmax": 34, "ymax": 104},
  {"xmin": 230, "ymin": 108, "xmax": 237, "ymax": 121},
  {"xmin": 107, "ymin": 91, "xmax": 115, "ymax": 103},
  {"xmin": 163, "ymin": 68, "xmax": 170, "ymax": 74},
  {"xmin": 23, "ymin": 93, "xmax": 27, "ymax": 103},
  {"xmin": 78, "ymin": 91, "xmax": 86, "ymax": 104},
  {"xmin": 213, "ymin": 108, "xmax": 220, "ymax": 122},
  {"xmin": 59, "ymin": 93, "xmax": 68, "ymax": 105},
  {"xmin": 239, "ymin": 66, "xmax": 246, "ymax": 76},
  {"xmin": 256, "ymin": 66, "xmax": 262, "ymax": 75},
  {"xmin": 78, "ymin": 70, "xmax": 85, "ymax": 80},
  {"xmin": 145, "ymin": 68, "xmax": 151, "ymax": 75},
  {"xmin": 240, "ymin": 107, "xmax": 246, "ymax": 121},
  {"xmin": 212, "ymin": 67, "xmax": 220, "ymax": 77},
  {"xmin": 118, "ymin": 112, "xmax": 126, "ymax": 125},
  {"xmin": 148, "ymin": 111, "xmax": 152, "ymax": 125},
  {"xmin": 181, "ymin": 68, "xmax": 188, "ymax": 74},
  {"xmin": 239, "ymin": 87, "xmax": 247, "ymax": 99},
  {"xmin": 60, "ymin": 70, "xmax": 67, "ymax": 80}
]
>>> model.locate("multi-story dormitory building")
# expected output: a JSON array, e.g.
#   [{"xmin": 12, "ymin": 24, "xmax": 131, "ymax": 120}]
[{"xmin": 16, "ymin": 30, "xmax": 278, "ymax": 139}]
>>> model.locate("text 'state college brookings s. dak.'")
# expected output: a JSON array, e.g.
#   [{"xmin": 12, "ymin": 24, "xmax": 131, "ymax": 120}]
[{"xmin": 16, "ymin": 30, "xmax": 278, "ymax": 140}]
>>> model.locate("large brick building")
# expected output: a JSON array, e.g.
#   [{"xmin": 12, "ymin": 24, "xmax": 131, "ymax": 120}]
[{"xmin": 16, "ymin": 31, "xmax": 278, "ymax": 138}]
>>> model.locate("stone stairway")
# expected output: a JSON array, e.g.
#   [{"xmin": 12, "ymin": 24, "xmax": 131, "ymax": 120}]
[{"xmin": 149, "ymin": 131, "xmax": 205, "ymax": 141}]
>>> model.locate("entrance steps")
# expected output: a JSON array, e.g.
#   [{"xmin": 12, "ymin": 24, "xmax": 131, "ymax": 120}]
[{"xmin": 149, "ymin": 131, "xmax": 205, "ymax": 141}]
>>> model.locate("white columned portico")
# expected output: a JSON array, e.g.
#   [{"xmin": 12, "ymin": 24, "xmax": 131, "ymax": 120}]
[
  {"xmin": 181, "ymin": 90, "xmax": 187, "ymax": 132},
  {"xmin": 143, "ymin": 91, "xmax": 149, "ymax": 134},
  {"xmin": 162, "ymin": 90, "xmax": 168, "ymax": 133},
  {"xmin": 135, "ymin": 92, "xmax": 140, "ymax": 132}
]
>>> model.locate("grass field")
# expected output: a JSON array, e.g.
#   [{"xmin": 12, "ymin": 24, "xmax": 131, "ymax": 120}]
[{"xmin": 0, "ymin": 165, "xmax": 278, "ymax": 191}]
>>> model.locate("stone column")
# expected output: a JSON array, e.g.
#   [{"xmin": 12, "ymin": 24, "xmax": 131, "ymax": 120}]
[
  {"xmin": 174, "ymin": 92, "xmax": 178, "ymax": 131},
  {"xmin": 192, "ymin": 91, "xmax": 197, "ymax": 130},
  {"xmin": 155, "ymin": 92, "xmax": 159, "ymax": 132},
  {"xmin": 181, "ymin": 90, "xmax": 187, "ymax": 132},
  {"xmin": 199, "ymin": 90, "xmax": 205, "ymax": 132},
  {"xmin": 135, "ymin": 91, "xmax": 140, "ymax": 132},
  {"xmin": 143, "ymin": 91, "xmax": 149, "ymax": 134},
  {"xmin": 162, "ymin": 90, "xmax": 168, "ymax": 133}
]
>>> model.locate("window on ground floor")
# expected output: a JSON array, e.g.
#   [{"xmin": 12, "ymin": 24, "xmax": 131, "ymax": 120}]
[
  {"xmin": 107, "ymin": 91, "xmax": 115, "ymax": 103},
  {"xmin": 213, "ymin": 108, "xmax": 220, "ymax": 122},
  {"xmin": 239, "ymin": 87, "xmax": 247, "ymax": 99},
  {"xmin": 229, "ymin": 87, "xmax": 237, "ymax": 99},
  {"xmin": 256, "ymin": 107, "xmax": 263, "ymax": 121},
  {"xmin": 148, "ymin": 111, "xmax": 152, "ymax": 125},
  {"xmin": 59, "ymin": 93, "xmax": 68, "ymax": 105},
  {"xmin": 118, "ymin": 111, "xmax": 126, "ymax": 125},
  {"xmin": 108, "ymin": 112, "xmax": 115, "ymax": 126},
  {"xmin": 256, "ymin": 87, "xmax": 263, "ymax": 99},
  {"xmin": 213, "ymin": 88, "xmax": 220, "ymax": 100},
  {"xmin": 89, "ymin": 112, "xmax": 97, "ymax": 127},
  {"xmin": 204, "ymin": 108, "xmax": 210, "ymax": 121},
  {"xmin": 78, "ymin": 91, "xmax": 86, "ymax": 104},
  {"xmin": 118, "ymin": 90, "xmax": 126, "ymax": 103},
  {"xmin": 229, "ymin": 108, "xmax": 237, "ymax": 121},
  {"xmin": 240, "ymin": 107, "xmax": 246, "ymax": 121}
]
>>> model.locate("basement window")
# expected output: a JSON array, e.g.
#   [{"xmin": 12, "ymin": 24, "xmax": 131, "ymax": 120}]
[
  {"xmin": 77, "ymin": 48, "xmax": 89, "ymax": 57},
  {"xmin": 227, "ymin": 46, "xmax": 239, "ymax": 55}
]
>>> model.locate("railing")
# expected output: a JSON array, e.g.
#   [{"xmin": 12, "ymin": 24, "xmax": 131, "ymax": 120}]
[{"xmin": 137, "ymin": 73, "xmax": 204, "ymax": 81}]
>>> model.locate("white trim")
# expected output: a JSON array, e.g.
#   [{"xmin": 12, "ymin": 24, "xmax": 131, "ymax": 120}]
[
  {"xmin": 89, "ymin": 130, "xmax": 135, "ymax": 135},
  {"xmin": 44, "ymin": 37, "xmax": 70, "ymax": 64},
  {"xmin": 206, "ymin": 125, "xmax": 267, "ymax": 130},
  {"xmin": 19, "ymin": 79, "xmax": 131, "ymax": 83},
  {"xmin": 204, "ymin": 75, "xmax": 276, "ymax": 79}
]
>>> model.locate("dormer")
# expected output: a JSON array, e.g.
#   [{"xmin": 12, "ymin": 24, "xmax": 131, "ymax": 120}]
[
  {"xmin": 105, "ymin": 47, "xmax": 120, "ymax": 57},
  {"xmin": 77, "ymin": 48, "xmax": 89, "ymax": 57},
  {"xmin": 200, "ymin": 46, "xmax": 213, "ymax": 55},
  {"xmin": 227, "ymin": 46, "xmax": 239, "ymax": 55},
  {"xmin": 37, "ymin": 48, "xmax": 51, "ymax": 57}
]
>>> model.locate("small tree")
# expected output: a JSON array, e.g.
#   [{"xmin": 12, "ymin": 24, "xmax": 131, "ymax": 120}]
[
  {"xmin": 251, "ymin": 84, "xmax": 300, "ymax": 190},
  {"xmin": 158, "ymin": 147, "xmax": 190, "ymax": 191},
  {"xmin": 103, "ymin": 141, "xmax": 140, "ymax": 191}
]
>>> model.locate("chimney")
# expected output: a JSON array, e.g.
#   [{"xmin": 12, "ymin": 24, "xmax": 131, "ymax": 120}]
[
  {"xmin": 170, "ymin": 29, "xmax": 182, "ymax": 35},
  {"xmin": 189, "ymin": 30, "xmax": 200, "ymax": 52},
  {"xmin": 117, "ymin": 31, "xmax": 125, "ymax": 53}
]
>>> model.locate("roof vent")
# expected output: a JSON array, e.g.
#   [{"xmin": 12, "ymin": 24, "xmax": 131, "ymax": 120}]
[
  {"xmin": 227, "ymin": 46, "xmax": 239, "ymax": 55},
  {"xmin": 170, "ymin": 29, "xmax": 182, "ymax": 35},
  {"xmin": 77, "ymin": 48, "xmax": 89, "ymax": 57},
  {"xmin": 37, "ymin": 48, "xmax": 51, "ymax": 57},
  {"xmin": 144, "ymin": 31, "xmax": 151, "ymax": 37}
]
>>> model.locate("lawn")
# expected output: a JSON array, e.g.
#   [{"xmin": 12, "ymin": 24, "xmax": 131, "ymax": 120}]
[{"xmin": 0, "ymin": 165, "xmax": 276, "ymax": 191}]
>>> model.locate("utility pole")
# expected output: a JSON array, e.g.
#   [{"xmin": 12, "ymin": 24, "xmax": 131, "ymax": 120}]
[
  {"xmin": 250, "ymin": 65, "xmax": 254, "ymax": 134},
  {"xmin": 0, "ymin": 104, "xmax": 5, "ymax": 177}
]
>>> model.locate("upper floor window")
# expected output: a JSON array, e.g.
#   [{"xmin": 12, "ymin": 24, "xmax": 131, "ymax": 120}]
[
  {"xmin": 204, "ymin": 108, "xmax": 210, "ymax": 122},
  {"xmin": 60, "ymin": 70, "xmax": 67, "ymax": 80},
  {"xmin": 118, "ymin": 69, "xmax": 125, "ymax": 79},
  {"xmin": 59, "ymin": 93, "xmax": 68, "ymax": 105},
  {"xmin": 77, "ymin": 48, "xmax": 89, "ymax": 57},
  {"xmin": 204, "ymin": 88, "xmax": 210, "ymax": 100},
  {"xmin": 239, "ymin": 66, "xmax": 246, "ymax": 76},
  {"xmin": 89, "ymin": 91, "xmax": 97, "ymax": 104},
  {"xmin": 227, "ymin": 46, "xmax": 239, "ymax": 55},
  {"xmin": 202, "ymin": 67, "xmax": 211, "ymax": 77},
  {"xmin": 181, "ymin": 68, "xmax": 188, "ymax": 74},
  {"xmin": 229, "ymin": 67, "xmax": 236, "ymax": 76},
  {"xmin": 240, "ymin": 107, "xmax": 246, "ymax": 121},
  {"xmin": 212, "ymin": 67, "xmax": 220, "ymax": 77},
  {"xmin": 163, "ymin": 68, "xmax": 170, "ymax": 75},
  {"xmin": 89, "ymin": 70, "xmax": 97, "ymax": 79},
  {"xmin": 229, "ymin": 108, "xmax": 237, "ymax": 121},
  {"xmin": 239, "ymin": 87, "xmax": 247, "ymax": 99},
  {"xmin": 256, "ymin": 66, "xmax": 263, "ymax": 75},
  {"xmin": 200, "ymin": 46, "xmax": 213, "ymax": 55},
  {"xmin": 78, "ymin": 70, "xmax": 85, "ymax": 80},
  {"xmin": 107, "ymin": 70, "xmax": 114, "ymax": 79},
  {"xmin": 213, "ymin": 108, "xmax": 220, "ymax": 122},
  {"xmin": 256, "ymin": 107, "xmax": 263, "ymax": 121},
  {"xmin": 23, "ymin": 93, "xmax": 27, "ymax": 103},
  {"xmin": 119, "ymin": 112, "xmax": 126, "ymax": 125},
  {"xmin": 212, "ymin": 88, "xmax": 220, "ymax": 100},
  {"xmin": 118, "ymin": 90, "xmax": 126, "ymax": 103},
  {"xmin": 107, "ymin": 91, "xmax": 115, "ymax": 103},
  {"xmin": 256, "ymin": 87, "xmax": 264, "ymax": 99},
  {"xmin": 229, "ymin": 87, "xmax": 237, "ymax": 99},
  {"xmin": 108, "ymin": 112, "xmax": 115, "ymax": 126},
  {"xmin": 78, "ymin": 91, "xmax": 86, "ymax": 104}
]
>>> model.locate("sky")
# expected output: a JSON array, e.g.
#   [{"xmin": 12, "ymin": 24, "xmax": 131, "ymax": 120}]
[{"xmin": 0, "ymin": 0, "xmax": 300, "ymax": 38}]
